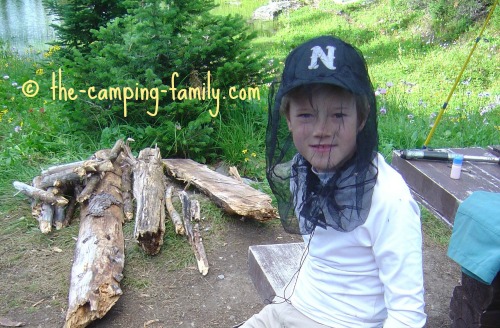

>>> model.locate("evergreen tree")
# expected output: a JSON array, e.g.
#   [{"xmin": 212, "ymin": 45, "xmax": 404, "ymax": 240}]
[
  {"xmin": 45, "ymin": 0, "xmax": 127, "ymax": 51},
  {"xmin": 53, "ymin": 0, "xmax": 273, "ymax": 162}
]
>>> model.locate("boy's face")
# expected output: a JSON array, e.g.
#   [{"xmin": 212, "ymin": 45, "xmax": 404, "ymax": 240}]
[{"xmin": 286, "ymin": 86, "xmax": 363, "ymax": 172}]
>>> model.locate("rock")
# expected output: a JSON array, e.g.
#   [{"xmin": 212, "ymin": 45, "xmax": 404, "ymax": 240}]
[{"xmin": 252, "ymin": 1, "xmax": 302, "ymax": 21}]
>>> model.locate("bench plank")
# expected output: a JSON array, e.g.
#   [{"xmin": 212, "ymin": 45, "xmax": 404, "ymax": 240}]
[{"xmin": 248, "ymin": 243, "xmax": 304, "ymax": 303}]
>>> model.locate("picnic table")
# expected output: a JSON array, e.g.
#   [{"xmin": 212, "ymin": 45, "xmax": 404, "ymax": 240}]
[{"xmin": 391, "ymin": 146, "xmax": 500, "ymax": 226}]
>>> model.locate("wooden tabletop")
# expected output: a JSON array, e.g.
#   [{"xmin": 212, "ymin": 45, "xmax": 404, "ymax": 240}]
[{"xmin": 391, "ymin": 146, "xmax": 500, "ymax": 226}]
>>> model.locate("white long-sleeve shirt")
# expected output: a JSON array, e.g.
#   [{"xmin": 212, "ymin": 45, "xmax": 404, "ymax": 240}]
[{"xmin": 290, "ymin": 153, "xmax": 426, "ymax": 327}]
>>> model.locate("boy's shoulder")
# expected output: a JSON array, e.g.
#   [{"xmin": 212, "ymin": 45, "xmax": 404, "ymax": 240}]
[{"xmin": 374, "ymin": 153, "xmax": 412, "ymax": 198}]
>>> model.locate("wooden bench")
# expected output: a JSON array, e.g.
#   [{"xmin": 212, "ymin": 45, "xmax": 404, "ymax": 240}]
[
  {"xmin": 391, "ymin": 146, "xmax": 500, "ymax": 226},
  {"xmin": 248, "ymin": 243, "xmax": 304, "ymax": 303}
]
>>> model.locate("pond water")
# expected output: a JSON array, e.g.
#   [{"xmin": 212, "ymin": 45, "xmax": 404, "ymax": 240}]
[
  {"xmin": 0, "ymin": 0, "xmax": 279, "ymax": 56},
  {"xmin": 0, "ymin": 0, "xmax": 57, "ymax": 54}
]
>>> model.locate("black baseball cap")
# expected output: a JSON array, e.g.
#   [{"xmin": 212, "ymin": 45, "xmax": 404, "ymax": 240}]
[{"xmin": 274, "ymin": 36, "xmax": 373, "ymax": 111}]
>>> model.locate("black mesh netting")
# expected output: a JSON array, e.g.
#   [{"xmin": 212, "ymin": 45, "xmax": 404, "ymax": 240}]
[{"xmin": 266, "ymin": 36, "xmax": 379, "ymax": 235}]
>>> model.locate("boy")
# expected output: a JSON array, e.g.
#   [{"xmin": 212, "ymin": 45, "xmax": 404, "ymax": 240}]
[{"xmin": 240, "ymin": 36, "xmax": 426, "ymax": 327}]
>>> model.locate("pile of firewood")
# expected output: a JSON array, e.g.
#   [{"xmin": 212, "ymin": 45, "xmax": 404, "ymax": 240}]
[{"xmin": 12, "ymin": 139, "xmax": 277, "ymax": 328}]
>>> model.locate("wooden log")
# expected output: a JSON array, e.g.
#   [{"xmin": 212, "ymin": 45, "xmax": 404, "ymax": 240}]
[
  {"xmin": 163, "ymin": 159, "xmax": 278, "ymax": 221},
  {"xmin": 105, "ymin": 139, "xmax": 124, "ymax": 162},
  {"xmin": 32, "ymin": 175, "xmax": 42, "ymax": 189},
  {"xmin": 120, "ymin": 158, "xmax": 133, "ymax": 222},
  {"xmin": 54, "ymin": 205, "xmax": 66, "ymax": 230},
  {"xmin": 41, "ymin": 161, "xmax": 85, "ymax": 176},
  {"xmin": 40, "ymin": 201, "xmax": 54, "ymax": 234},
  {"xmin": 31, "ymin": 202, "xmax": 42, "ymax": 221},
  {"xmin": 49, "ymin": 184, "xmax": 73, "ymax": 230},
  {"xmin": 13, "ymin": 181, "xmax": 69, "ymax": 206},
  {"xmin": 191, "ymin": 199, "xmax": 201, "ymax": 221},
  {"xmin": 65, "ymin": 159, "xmax": 125, "ymax": 328},
  {"xmin": 74, "ymin": 160, "xmax": 114, "ymax": 177},
  {"xmin": 228, "ymin": 166, "xmax": 243, "ymax": 183},
  {"xmin": 120, "ymin": 139, "xmax": 137, "ymax": 166},
  {"xmin": 133, "ymin": 147, "xmax": 166, "ymax": 255},
  {"xmin": 179, "ymin": 191, "xmax": 209, "ymax": 276},
  {"xmin": 92, "ymin": 141, "xmax": 124, "ymax": 162},
  {"xmin": 39, "ymin": 168, "xmax": 81, "ymax": 189},
  {"xmin": 165, "ymin": 186, "xmax": 185, "ymax": 235},
  {"xmin": 76, "ymin": 174, "xmax": 101, "ymax": 203},
  {"xmin": 62, "ymin": 193, "xmax": 78, "ymax": 228}
]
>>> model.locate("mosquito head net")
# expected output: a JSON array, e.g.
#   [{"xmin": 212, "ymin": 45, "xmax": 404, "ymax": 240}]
[{"xmin": 266, "ymin": 36, "xmax": 379, "ymax": 234}]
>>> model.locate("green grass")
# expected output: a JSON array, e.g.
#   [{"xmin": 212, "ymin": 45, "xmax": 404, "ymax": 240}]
[
  {"xmin": 212, "ymin": 0, "xmax": 269, "ymax": 16},
  {"xmin": 258, "ymin": 0, "xmax": 498, "ymax": 156},
  {"xmin": 421, "ymin": 207, "xmax": 453, "ymax": 247}
]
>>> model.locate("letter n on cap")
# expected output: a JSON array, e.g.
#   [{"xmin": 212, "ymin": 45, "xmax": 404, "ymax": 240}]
[{"xmin": 308, "ymin": 46, "xmax": 336, "ymax": 70}]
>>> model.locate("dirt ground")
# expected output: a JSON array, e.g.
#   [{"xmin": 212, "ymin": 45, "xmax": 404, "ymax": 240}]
[{"xmin": 0, "ymin": 189, "xmax": 461, "ymax": 328}]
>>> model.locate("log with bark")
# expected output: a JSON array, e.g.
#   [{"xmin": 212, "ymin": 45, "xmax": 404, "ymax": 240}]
[
  {"xmin": 120, "ymin": 156, "xmax": 134, "ymax": 222},
  {"xmin": 76, "ymin": 174, "xmax": 101, "ymax": 203},
  {"xmin": 38, "ymin": 168, "xmax": 82, "ymax": 189},
  {"xmin": 132, "ymin": 147, "xmax": 166, "ymax": 255},
  {"xmin": 163, "ymin": 159, "xmax": 278, "ymax": 221},
  {"xmin": 62, "ymin": 192, "xmax": 77, "ymax": 228},
  {"xmin": 41, "ymin": 161, "xmax": 85, "ymax": 175},
  {"xmin": 64, "ymin": 155, "xmax": 125, "ymax": 328},
  {"xmin": 179, "ymin": 191, "xmax": 209, "ymax": 276},
  {"xmin": 54, "ymin": 204, "xmax": 66, "ymax": 230},
  {"xmin": 165, "ymin": 186, "xmax": 185, "ymax": 235},
  {"xmin": 13, "ymin": 181, "xmax": 69, "ymax": 206},
  {"xmin": 13, "ymin": 182, "xmax": 69, "ymax": 233}
]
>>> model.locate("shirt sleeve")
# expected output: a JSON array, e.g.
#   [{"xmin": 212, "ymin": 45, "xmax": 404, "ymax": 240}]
[{"xmin": 372, "ymin": 194, "xmax": 427, "ymax": 328}]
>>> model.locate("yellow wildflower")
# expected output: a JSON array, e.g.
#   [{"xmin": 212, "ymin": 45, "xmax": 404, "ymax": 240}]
[
  {"xmin": 36, "ymin": 68, "xmax": 44, "ymax": 75},
  {"xmin": 242, "ymin": 149, "xmax": 248, "ymax": 154},
  {"xmin": 244, "ymin": 157, "xmax": 249, "ymax": 162},
  {"xmin": 251, "ymin": 152, "xmax": 256, "ymax": 157}
]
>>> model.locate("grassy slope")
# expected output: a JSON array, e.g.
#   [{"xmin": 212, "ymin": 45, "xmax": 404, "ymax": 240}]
[{"xmin": 249, "ymin": 0, "xmax": 499, "ymax": 156}]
